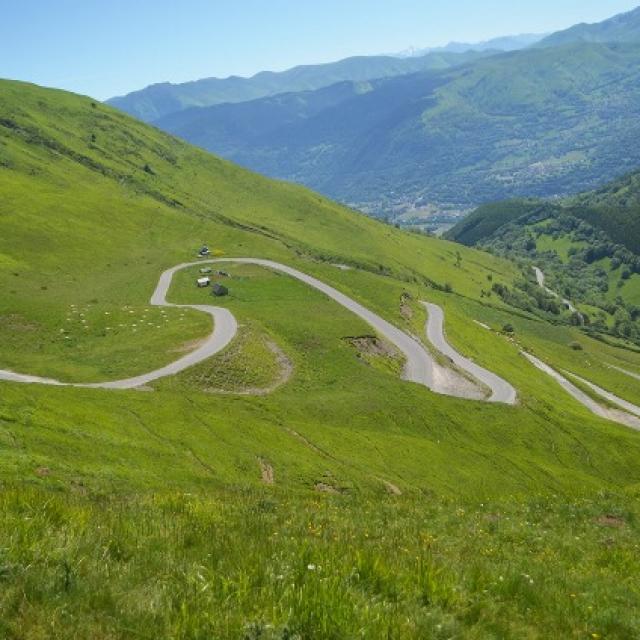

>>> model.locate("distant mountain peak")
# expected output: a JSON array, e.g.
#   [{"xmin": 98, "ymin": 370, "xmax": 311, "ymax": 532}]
[{"xmin": 391, "ymin": 33, "xmax": 547, "ymax": 58}]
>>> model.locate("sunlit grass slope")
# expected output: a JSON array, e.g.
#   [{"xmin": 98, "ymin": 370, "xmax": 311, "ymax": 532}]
[
  {"xmin": 2, "ymin": 77, "xmax": 640, "ymax": 494},
  {"xmin": 2, "ymin": 79, "xmax": 640, "ymax": 637},
  {"xmin": 2, "ymin": 487, "xmax": 639, "ymax": 639}
]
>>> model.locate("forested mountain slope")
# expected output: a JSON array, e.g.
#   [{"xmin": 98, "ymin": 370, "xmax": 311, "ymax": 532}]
[
  {"xmin": 536, "ymin": 5, "xmax": 640, "ymax": 47},
  {"xmin": 447, "ymin": 168, "xmax": 640, "ymax": 340},
  {"xmin": 154, "ymin": 41, "xmax": 640, "ymax": 216}
]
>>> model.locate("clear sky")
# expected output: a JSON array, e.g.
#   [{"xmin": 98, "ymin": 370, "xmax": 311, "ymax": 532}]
[{"xmin": 1, "ymin": 0, "xmax": 639, "ymax": 100}]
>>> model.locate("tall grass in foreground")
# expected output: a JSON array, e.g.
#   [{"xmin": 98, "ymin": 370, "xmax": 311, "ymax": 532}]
[{"xmin": 1, "ymin": 487, "xmax": 638, "ymax": 639}]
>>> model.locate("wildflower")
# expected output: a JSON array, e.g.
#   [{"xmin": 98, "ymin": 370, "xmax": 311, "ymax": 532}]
[{"xmin": 307, "ymin": 564, "xmax": 316, "ymax": 571}]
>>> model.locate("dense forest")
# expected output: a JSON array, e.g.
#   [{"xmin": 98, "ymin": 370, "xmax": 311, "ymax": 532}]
[{"xmin": 448, "ymin": 169, "xmax": 640, "ymax": 344}]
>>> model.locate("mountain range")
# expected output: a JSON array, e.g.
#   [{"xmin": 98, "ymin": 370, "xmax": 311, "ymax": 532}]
[
  {"xmin": 107, "ymin": 31, "xmax": 550, "ymax": 123},
  {"xmin": 107, "ymin": 49, "xmax": 493, "ymax": 122},
  {"xmin": 535, "ymin": 4, "xmax": 640, "ymax": 47},
  {"xmin": 106, "ymin": 6, "xmax": 640, "ymax": 218},
  {"xmin": 156, "ymin": 41, "xmax": 640, "ymax": 215},
  {"xmin": 392, "ymin": 32, "xmax": 546, "ymax": 57}
]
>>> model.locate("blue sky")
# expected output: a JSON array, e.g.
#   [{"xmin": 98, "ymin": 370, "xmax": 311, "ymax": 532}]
[{"xmin": 1, "ymin": 0, "xmax": 638, "ymax": 100}]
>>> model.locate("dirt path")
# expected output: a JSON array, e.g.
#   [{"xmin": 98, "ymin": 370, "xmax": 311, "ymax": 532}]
[
  {"xmin": 533, "ymin": 266, "xmax": 583, "ymax": 320},
  {"xmin": 204, "ymin": 339, "xmax": 293, "ymax": 396}
]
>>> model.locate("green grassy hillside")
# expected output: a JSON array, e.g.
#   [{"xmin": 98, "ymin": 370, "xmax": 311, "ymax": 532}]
[
  {"xmin": 570, "ymin": 170, "xmax": 640, "ymax": 253},
  {"xmin": 4, "ymin": 79, "xmax": 640, "ymax": 636}
]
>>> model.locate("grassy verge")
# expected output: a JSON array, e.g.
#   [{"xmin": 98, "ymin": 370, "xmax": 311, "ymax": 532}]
[{"xmin": 160, "ymin": 323, "xmax": 289, "ymax": 394}]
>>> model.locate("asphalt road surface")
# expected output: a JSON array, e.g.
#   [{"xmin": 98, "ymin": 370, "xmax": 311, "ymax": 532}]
[{"xmin": 0, "ymin": 258, "xmax": 516, "ymax": 404}]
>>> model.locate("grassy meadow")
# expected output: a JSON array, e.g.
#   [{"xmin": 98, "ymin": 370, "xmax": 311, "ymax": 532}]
[
  {"xmin": 2, "ymin": 487, "xmax": 639, "ymax": 639},
  {"xmin": 2, "ymin": 79, "xmax": 640, "ymax": 636}
]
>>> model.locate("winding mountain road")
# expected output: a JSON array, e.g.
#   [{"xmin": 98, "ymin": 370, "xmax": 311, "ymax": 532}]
[
  {"xmin": 566, "ymin": 370, "xmax": 640, "ymax": 419},
  {"xmin": 423, "ymin": 302, "xmax": 517, "ymax": 404},
  {"xmin": 533, "ymin": 266, "xmax": 582, "ymax": 318},
  {"xmin": 525, "ymin": 268, "xmax": 640, "ymax": 425},
  {"xmin": 0, "ymin": 261, "xmax": 239, "ymax": 389},
  {"xmin": 522, "ymin": 352, "xmax": 640, "ymax": 430},
  {"xmin": 608, "ymin": 364, "xmax": 640, "ymax": 382},
  {"xmin": 0, "ymin": 258, "xmax": 515, "ymax": 403}
]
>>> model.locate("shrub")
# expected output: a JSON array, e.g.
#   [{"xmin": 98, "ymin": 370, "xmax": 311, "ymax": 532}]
[{"xmin": 502, "ymin": 323, "xmax": 515, "ymax": 334}]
